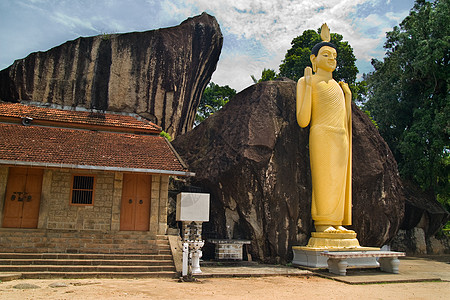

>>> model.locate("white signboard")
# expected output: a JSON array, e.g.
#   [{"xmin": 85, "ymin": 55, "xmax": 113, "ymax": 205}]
[{"xmin": 176, "ymin": 192, "xmax": 210, "ymax": 222}]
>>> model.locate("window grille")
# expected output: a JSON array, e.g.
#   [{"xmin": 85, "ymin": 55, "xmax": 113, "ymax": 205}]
[{"xmin": 70, "ymin": 175, "xmax": 95, "ymax": 205}]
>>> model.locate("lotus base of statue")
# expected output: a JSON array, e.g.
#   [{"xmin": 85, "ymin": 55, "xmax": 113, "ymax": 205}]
[
  {"xmin": 292, "ymin": 232, "xmax": 380, "ymax": 268},
  {"xmin": 306, "ymin": 232, "xmax": 361, "ymax": 248}
]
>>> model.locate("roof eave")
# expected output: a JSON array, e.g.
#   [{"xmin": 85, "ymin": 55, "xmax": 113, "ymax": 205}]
[{"xmin": 0, "ymin": 160, "xmax": 196, "ymax": 177}]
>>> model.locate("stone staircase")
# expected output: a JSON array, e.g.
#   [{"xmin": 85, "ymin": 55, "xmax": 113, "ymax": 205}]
[{"xmin": 0, "ymin": 229, "xmax": 177, "ymax": 278}]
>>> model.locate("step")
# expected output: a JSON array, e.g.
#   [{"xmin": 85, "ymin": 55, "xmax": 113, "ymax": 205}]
[
  {"xmin": 0, "ymin": 248, "xmax": 168, "ymax": 255},
  {"xmin": 0, "ymin": 253, "xmax": 172, "ymax": 260},
  {"xmin": 0, "ymin": 228, "xmax": 169, "ymax": 237},
  {"xmin": 0, "ymin": 230, "xmax": 178, "ymax": 279},
  {"xmin": 0, "ymin": 265, "xmax": 176, "ymax": 273},
  {"xmin": 0, "ymin": 259, "xmax": 174, "ymax": 266},
  {"xmin": 0, "ymin": 229, "xmax": 172, "ymax": 256},
  {"xmin": 19, "ymin": 271, "xmax": 177, "ymax": 279}
]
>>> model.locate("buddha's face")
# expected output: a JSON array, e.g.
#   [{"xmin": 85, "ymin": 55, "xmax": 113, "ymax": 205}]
[{"xmin": 313, "ymin": 46, "xmax": 337, "ymax": 72}]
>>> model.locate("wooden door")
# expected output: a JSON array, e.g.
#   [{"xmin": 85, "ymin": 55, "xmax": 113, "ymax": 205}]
[
  {"xmin": 120, "ymin": 174, "xmax": 151, "ymax": 231},
  {"xmin": 2, "ymin": 168, "xmax": 43, "ymax": 228}
]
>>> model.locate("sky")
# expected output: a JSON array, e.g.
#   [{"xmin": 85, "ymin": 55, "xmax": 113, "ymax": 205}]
[{"xmin": 0, "ymin": 0, "xmax": 416, "ymax": 92}]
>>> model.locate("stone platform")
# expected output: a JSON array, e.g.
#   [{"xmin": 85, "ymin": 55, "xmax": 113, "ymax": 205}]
[
  {"xmin": 321, "ymin": 251, "xmax": 405, "ymax": 275},
  {"xmin": 292, "ymin": 230, "xmax": 381, "ymax": 268},
  {"xmin": 292, "ymin": 246, "xmax": 380, "ymax": 268}
]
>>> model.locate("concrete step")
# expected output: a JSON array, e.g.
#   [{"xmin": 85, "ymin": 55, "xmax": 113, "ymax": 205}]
[
  {"xmin": 0, "ymin": 229, "xmax": 169, "ymax": 239},
  {"xmin": 0, "ymin": 229, "xmax": 171, "ymax": 255},
  {"xmin": 0, "ymin": 265, "xmax": 176, "ymax": 273},
  {"xmin": 20, "ymin": 271, "xmax": 177, "ymax": 279},
  {"xmin": 0, "ymin": 247, "xmax": 169, "ymax": 255},
  {"xmin": 0, "ymin": 259, "xmax": 174, "ymax": 266},
  {"xmin": 0, "ymin": 250, "xmax": 177, "ymax": 279},
  {"xmin": 0, "ymin": 253, "xmax": 172, "ymax": 260},
  {"xmin": 0, "ymin": 230, "xmax": 177, "ymax": 278}
]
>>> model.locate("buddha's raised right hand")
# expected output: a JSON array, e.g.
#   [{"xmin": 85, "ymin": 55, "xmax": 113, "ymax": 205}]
[{"xmin": 304, "ymin": 66, "xmax": 313, "ymax": 86}]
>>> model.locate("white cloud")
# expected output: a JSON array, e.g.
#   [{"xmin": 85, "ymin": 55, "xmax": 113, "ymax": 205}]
[
  {"xmin": 211, "ymin": 53, "xmax": 259, "ymax": 92},
  {"xmin": 385, "ymin": 10, "xmax": 409, "ymax": 23},
  {"xmin": 0, "ymin": 0, "xmax": 415, "ymax": 91},
  {"xmin": 174, "ymin": 0, "xmax": 375, "ymax": 90},
  {"xmin": 51, "ymin": 12, "xmax": 97, "ymax": 32}
]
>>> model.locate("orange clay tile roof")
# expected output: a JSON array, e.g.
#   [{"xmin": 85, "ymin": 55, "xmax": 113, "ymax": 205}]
[
  {"xmin": 0, "ymin": 102, "xmax": 162, "ymax": 133},
  {"xmin": 0, "ymin": 123, "xmax": 190, "ymax": 175},
  {"xmin": 0, "ymin": 103, "xmax": 192, "ymax": 175}
]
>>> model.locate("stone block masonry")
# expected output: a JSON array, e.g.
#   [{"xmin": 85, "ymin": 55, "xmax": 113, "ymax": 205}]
[
  {"xmin": 0, "ymin": 166, "xmax": 8, "ymax": 222},
  {"xmin": 44, "ymin": 170, "xmax": 115, "ymax": 231},
  {"xmin": 149, "ymin": 175, "xmax": 170, "ymax": 236},
  {"xmin": 0, "ymin": 166, "xmax": 170, "ymax": 236},
  {"xmin": 209, "ymin": 239, "xmax": 251, "ymax": 260}
]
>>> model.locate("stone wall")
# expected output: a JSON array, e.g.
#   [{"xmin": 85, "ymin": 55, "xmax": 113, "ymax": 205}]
[
  {"xmin": 110, "ymin": 172, "xmax": 123, "ymax": 231},
  {"xmin": 0, "ymin": 166, "xmax": 8, "ymax": 222},
  {"xmin": 0, "ymin": 166, "xmax": 169, "ymax": 235},
  {"xmin": 42, "ymin": 169, "xmax": 115, "ymax": 231},
  {"xmin": 150, "ymin": 175, "xmax": 169, "ymax": 236}
]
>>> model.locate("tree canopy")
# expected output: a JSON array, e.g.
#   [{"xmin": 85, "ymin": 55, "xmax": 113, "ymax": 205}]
[
  {"xmin": 277, "ymin": 27, "xmax": 365, "ymax": 101},
  {"xmin": 195, "ymin": 82, "xmax": 236, "ymax": 126},
  {"xmin": 363, "ymin": 0, "xmax": 449, "ymax": 208},
  {"xmin": 251, "ymin": 68, "xmax": 278, "ymax": 83}
]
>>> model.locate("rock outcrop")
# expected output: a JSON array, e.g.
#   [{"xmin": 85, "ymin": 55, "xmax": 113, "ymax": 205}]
[
  {"xmin": 172, "ymin": 79, "xmax": 405, "ymax": 263},
  {"xmin": 0, "ymin": 13, "xmax": 222, "ymax": 137},
  {"xmin": 389, "ymin": 180, "xmax": 449, "ymax": 254}
]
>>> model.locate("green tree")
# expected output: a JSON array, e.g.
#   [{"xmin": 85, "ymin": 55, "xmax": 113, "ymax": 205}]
[
  {"xmin": 278, "ymin": 27, "xmax": 363, "ymax": 101},
  {"xmin": 195, "ymin": 82, "xmax": 236, "ymax": 126},
  {"xmin": 260, "ymin": 68, "xmax": 277, "ymax": 82},
  {"xmin": 251, "ymin": 68, "xmax": 278, "ymax": 83},
  {"xmin": 364, "ymin": 0, "xmax": 449, "ymax": 209}
]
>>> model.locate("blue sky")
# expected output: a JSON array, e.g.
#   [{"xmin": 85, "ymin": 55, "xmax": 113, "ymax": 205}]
[{"xmin": 0, "ymin": 0, "xmax": 415, "ymax": 92}]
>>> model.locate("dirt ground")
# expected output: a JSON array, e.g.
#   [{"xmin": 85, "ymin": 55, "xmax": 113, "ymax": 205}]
[{"xmin": 0, "ymin": 276, "xmax": 448, "ymax": 300}]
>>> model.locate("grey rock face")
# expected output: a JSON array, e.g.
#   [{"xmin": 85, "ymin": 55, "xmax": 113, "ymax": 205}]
[
  {"xmin": 0, "ymin": 13, "xmax": 222, "ymax": 137},
  {"xmin": 173, "ymin": 80, "xmax": 405, "ymax": 263}
]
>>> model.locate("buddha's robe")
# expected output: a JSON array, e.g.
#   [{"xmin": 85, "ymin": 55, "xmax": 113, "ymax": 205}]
[{"xmin": 309, "ymin": 79, "xmax": 352, "ymax": 225}]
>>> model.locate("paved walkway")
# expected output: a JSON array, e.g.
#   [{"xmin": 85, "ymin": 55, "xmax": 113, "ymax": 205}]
[
  {"xmin": 196, "ymin": 255, "xmax": 450, "ymax": 284},
  {"xmin": 198, "ymin": 263, "xmax": 311, "ymax": 278},
  {"xmin": 1, "ymin": 255, "xmax": 449, "ymax": 285},
  {"xmin": 314, "ymin": 255, "xmax": 450, "ymax": 284}
]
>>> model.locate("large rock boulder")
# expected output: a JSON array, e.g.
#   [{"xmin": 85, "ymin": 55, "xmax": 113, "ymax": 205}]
[
  {"xmin": 389, "ymin": 180, "xmax": 449, "ymax": 254},
  {"xmin": 172, "ymin": 79, "xmax": 405, "ymax": 263},
  {"xmin": 0, "ymin": 13, "xmax": 222, "ymax": 137}
]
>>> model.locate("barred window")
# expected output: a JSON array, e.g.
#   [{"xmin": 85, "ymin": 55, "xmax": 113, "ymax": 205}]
[{"xmin": 70, "ymin": 175, "xmax": 95, "ymax": 205}]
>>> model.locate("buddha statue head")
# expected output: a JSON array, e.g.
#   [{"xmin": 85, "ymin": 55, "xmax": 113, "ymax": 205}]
[{"xmin": 310, "ymin": 24, "xmax": 337, "ymax": 73}]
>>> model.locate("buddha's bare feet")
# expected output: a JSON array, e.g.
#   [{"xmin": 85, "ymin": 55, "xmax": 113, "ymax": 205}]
[
  {"xmin": 315, "ymin": 225, "xmax": 337, "ymax": 233},
  {"xmin": 335, "ymin": 226, "xmax": 355, "ymax": 233}
]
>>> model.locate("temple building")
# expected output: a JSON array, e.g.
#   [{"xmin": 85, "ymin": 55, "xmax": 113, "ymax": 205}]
[{"xmin": 0, "ymin": 101, "xmax": 193, "ymax": 256}]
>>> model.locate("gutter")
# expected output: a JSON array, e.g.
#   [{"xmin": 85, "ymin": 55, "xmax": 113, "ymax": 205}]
[{"xmin": 0, "ymin": 160, "xmax": 196, "ymax": 177}]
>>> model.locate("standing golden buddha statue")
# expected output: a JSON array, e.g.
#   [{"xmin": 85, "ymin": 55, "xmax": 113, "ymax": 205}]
[
  {"xmin": 292, "ymin": 25, "xmax": 383, "ymax": 269},
  {"xmin": 296, "ymin": 24, "xmax": 359, "ymax": 248}
]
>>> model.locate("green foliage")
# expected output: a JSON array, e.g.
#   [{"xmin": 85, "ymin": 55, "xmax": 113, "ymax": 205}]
[
  {"xmin": 159, "ymin": 131, "xmax": 172, "ymax": 142},
  {"xmin": 251, "ymin": 68, "xmax": 278, "ymax": 83},
  {"xmin": 260, "ymin": 68, "xmax": 278, "ymax": 82},
  {"xmin": 363, "ymin": 110, "xmax": 379, "ymax": 129},
  {"xmin": 101, "ymin": 32, "xmax": 112, "ymax": 41},
  {"xmin": 278, "ymin": 28, "xmax": 360, "ymax": 100},
  {"xmin": 195, "ymin": 82, "xmax": 236, "ymax": 126},
  {"xmin": 363, "ymin": 0, "xmax": 449, "ymax": 208}
]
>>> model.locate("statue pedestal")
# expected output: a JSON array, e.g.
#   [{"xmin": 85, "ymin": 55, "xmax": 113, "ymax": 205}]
[
  {"xmin": 307, "ymin": 232, "xmax": 361, "ymax": 248},
  {"xmin": 292, "ymin": 232, "xmax": 380, "ymax": 268}
]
